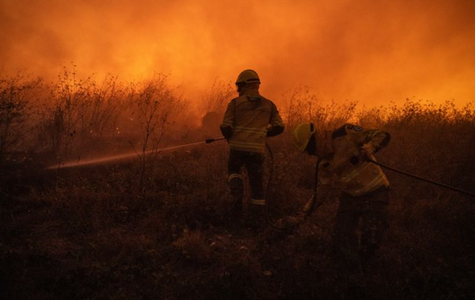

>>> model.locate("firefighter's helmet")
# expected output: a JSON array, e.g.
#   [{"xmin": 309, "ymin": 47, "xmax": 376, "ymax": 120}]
[
  {"xmin": 292, "ymin": 123, "xmax": 316, "ymax": 152},
  {"xmin": 236, "ymin": 69, "xmax": 261, "ymax": 85}
]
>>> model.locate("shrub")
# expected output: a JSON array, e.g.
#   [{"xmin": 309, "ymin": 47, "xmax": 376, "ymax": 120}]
[{"xmin": 0, "ymin": 74, "xmax": 40, "ymax": 164}]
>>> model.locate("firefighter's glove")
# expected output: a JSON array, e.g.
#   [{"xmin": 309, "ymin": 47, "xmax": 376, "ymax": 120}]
[
  {"xmin": 358, "ymin": 148, "xmax": 370, "ymax": 163},
  {"xmin": 360, "ymin": 142, "xmax": 376, "ymax": 160},
  {"xmin": 266, "ymin": 125, "xmax": 285, "ymax": 137},
  {"xmin": 220, "ymin": 126, "xmax": 233, "ymax": 140}
]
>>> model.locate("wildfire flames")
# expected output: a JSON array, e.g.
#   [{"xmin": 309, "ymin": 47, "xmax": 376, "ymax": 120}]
[{"xmin": 1, "ymin": 0, "xmax": 474, "ymax": 106}]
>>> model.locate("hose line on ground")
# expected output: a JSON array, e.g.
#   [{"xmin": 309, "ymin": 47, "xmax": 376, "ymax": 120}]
[
  {"xmin": 264, "ymin": 143, "xmax": 324, "ymax": 231},
  {"xmin": 221, "ymin": 138, "xmax": 474, "ymax": 231}
]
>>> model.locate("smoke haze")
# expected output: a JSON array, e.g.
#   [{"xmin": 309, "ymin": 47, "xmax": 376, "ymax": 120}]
[{"xmin": 1, "ymin": 0, "xmax": 475, "ymax": 106}]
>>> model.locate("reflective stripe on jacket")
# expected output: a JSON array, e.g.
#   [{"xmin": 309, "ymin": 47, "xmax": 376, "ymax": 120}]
[
  {"xmin": 319, "ymin": 124, "xmax": 390, "ymax": 196},
  {"xmin": 221, "ymin": 89, "xmax": 284, "ymax": 153}
]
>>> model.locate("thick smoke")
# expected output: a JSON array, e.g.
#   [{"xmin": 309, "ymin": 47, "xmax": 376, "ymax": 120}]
[{"xmin": 1, "ymin": 0, "xmax": 474, "ymax": 106}]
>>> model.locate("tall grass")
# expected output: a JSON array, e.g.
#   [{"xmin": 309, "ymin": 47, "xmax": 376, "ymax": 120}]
[{"xmin": 1, "ymin": 70, "xmax": 474, "ymax": 299}]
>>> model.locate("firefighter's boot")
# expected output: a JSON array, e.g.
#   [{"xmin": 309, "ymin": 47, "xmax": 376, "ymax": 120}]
[{"xmin": 247, "ymin": 199, "xmax": 266, "ymax": 230}]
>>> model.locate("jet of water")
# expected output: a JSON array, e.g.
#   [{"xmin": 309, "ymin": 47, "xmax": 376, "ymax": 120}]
[{"xmin": 46, "ymin": 140, "xmax": 217, "ymax": 170}]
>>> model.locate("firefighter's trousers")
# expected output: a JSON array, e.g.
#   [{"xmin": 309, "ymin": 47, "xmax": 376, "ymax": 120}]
[
  {"xmin": 333, "ymin": 185, "xmax": 390, "ymax": 271},
  {"xmin": 227, "ymin": 149, "xmax": 266, "ymax": 207}
]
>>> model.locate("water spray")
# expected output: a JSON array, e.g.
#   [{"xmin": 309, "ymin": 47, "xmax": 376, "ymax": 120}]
[{"xmin": 46, "ymin": 137, "xmax": 226, "ymax": 170}]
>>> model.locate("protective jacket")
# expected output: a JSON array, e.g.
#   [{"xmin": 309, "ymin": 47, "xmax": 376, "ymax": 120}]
[
  {"xmin": 220, "ymin": 87, "xmax": 284, "ymax": 153},
  {"xmin": 319, "ymin": 124, "xmax": 390, "ymax": 196}
]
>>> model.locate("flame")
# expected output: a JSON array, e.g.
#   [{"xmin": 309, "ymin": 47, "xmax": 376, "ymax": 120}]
[{"xmin": 1, "ymin": 0, "xmax": 474, "ymax": 106}]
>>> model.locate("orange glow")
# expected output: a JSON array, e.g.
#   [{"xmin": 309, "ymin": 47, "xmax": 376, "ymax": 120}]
[{"xmin": 1, "ymin": 0, "xmax": 474, "ymax": 106}]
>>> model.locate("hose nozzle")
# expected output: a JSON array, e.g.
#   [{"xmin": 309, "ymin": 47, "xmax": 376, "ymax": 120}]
[{"xmin": 205, "ymin": 137, "xmax": 226, "ymax": 144}]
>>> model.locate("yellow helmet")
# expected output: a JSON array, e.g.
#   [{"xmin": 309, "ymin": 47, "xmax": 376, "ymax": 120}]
[
  {"xmin": 292, "ymin": 123, "xmax": 316, "ymax": 152},
  {"xmin": 235, "ymin": 69, "xmax": 261, "ymax": 85}
]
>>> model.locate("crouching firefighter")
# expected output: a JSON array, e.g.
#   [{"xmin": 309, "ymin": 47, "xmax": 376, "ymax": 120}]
[
  {"xmin": 292, "ymin": 123, "xmax": 391, "ymax": 273},
  {"xmin": 220, "ymin": 69, "xmax": 284, "ymax": 225}
]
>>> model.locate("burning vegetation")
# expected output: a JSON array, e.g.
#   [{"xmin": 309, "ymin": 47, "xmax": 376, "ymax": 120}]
[{"xmin": 1, "ymin": 69, "xmax": 474, "ymax": 299}]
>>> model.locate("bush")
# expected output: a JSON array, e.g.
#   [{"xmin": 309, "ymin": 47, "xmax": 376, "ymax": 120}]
[
  {"xmin": 0, "ymin": 74, "xmax": 39, "ymax": 164},
  {"xmin": 2, "ymin": 70, "xmax": 475, "ymax": 300}
]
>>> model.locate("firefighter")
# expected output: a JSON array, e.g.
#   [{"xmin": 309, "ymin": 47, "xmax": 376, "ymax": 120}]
[
  {"xmin": 292, "ymin": 123, "xmax": 391, "ymax": 273},
  {"xmin": 220, "ymin": 69, "xmax": 284, "ymax": 223}
]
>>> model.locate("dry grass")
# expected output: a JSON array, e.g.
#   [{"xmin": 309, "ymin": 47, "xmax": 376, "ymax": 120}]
[{"xmin": 1, "ymin": 71, "xmax": 474, "ymax": 299}]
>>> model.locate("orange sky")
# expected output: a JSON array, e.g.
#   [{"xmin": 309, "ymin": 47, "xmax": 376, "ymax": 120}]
[{"xmin": 1, "ymin": 0, "xmax": 474, "ymax": 106}]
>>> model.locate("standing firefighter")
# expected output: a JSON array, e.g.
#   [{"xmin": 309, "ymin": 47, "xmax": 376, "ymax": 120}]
[
  {"xmin": 292, "ymin": 123, "xmax": 391, "ymax": 273},
  {"xmin": 220, "ymin": 69, "xmax": 284, "ymax": 223}
]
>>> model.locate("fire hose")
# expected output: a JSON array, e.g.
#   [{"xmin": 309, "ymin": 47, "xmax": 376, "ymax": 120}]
[
  {"xmin": 263, "ymin": 143, "xmax": 321, "ymax": 230},
  {"xmin": 46, "ymin": 137, "xmax": 227, "ymax": 169},
  {"xmin": 47, "ymin": 136, "xmax": 475, "ymax": 230},
  {"xmin": 160, "ymin": 137, "xmax": 475, "ymax": 230},
  {"xmin": 367, "ymin": 158, "xmax": 475, "ymax": 198},
  {"xmin": 264, "ymin": 149, "xmax": 475, "ymax": 231}
]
